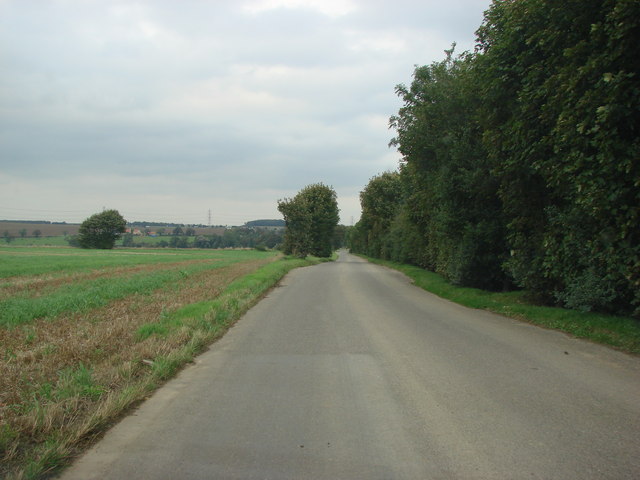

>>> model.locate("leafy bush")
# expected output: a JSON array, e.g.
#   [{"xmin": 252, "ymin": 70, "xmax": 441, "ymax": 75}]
[
  {"xmin": 78, "ymin": 210, "xmax": 127, "ymax": 249},
  {"xmin": 555, "ymin": 268, "xmax": 618, "ymax": 313}
]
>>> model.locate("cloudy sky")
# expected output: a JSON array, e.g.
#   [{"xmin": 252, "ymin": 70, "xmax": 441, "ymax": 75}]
[{"xmin": 1, "ymin": 0, "xmax": 491, "ymax": 226}]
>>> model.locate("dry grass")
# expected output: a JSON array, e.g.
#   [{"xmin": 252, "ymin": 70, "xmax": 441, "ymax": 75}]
[
  {"xmin": 0, "ymin": 254, "xmax": 278, "ymax": 479},
  {"xmin": 0, "ymin": 258, "xmax": 221, "ymax": 300}
]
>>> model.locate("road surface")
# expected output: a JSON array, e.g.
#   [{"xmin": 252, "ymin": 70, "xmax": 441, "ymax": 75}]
[{"xmin": 59, "ymin": 250, "xmax": 640, "ymax": 479}]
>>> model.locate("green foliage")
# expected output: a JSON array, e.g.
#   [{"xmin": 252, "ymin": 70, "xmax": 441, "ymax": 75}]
[
  {"xmin": 77, "ymin": 209, "xmax": 127, "ymax": 249},
  {"xmin": 331, "ymin": 224, "xmax": 348, "ymax": 250},
  {"xmin": 122, "ymin": 233, "xmax": 135, "ymax": 247},
  {"xmin": 0, "ymin": 248, "xmax": 277, "ymax": 327},
  {"xmin": 56, "ymin": 363, "xmax": 105, "ymax": 400},
  {"xmin": 355, "ymin": 48, "xmax": 510, "ymax": 290},
  {"xmin": 278, "ymin": 183, "xmax": 340, "ymax": 258},
  {"xmin": 116, "ymin": 228, "xmax": 283, "ymax": 249},
  {"xmin": 477, "ymin": 0, "xmax": 640, "ymax": 313},
  {"xmin": 352, "ymin": 171, "xmax": 403, "ymax": 259},
  {"xmin": 169, "ymin": 235, "xmax": 190, "ymax": 248},
  {"xmin": 354, "ymin": 0, "xmax": 639, "ymax": 316},
  {"xmin": 66, "ymin": 235, "xmax": 81, "ymax": 247}
]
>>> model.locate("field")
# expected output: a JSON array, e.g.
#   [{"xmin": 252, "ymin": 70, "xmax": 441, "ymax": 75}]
[
  {"xmin": 0, "ymin": 223, "xmax": 80, "ymax": 239},
  {"xmin": 0, "ymin": 246, "xmax": 322, "ymax": 479}
]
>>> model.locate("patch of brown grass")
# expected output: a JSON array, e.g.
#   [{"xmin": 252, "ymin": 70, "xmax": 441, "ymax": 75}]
[
  {"xmin": 0, "ymin": 258, "xmax": 222, "ymax": 300},
  {"xmin": 0, "ymin": 255, "xmax": 276, "ymax": 479}
]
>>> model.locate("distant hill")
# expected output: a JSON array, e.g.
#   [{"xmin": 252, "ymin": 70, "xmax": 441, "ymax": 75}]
[{"xmin": 245, "ymin": 219, "xmax": 285, "ymax": 227}]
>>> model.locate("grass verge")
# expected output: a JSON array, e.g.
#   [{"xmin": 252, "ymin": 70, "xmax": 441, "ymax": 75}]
[
  {"xmin": 1, "ymin": 254, "xmax": 329, "ymax": 480},
  {"xmin": 361, "ymin": 256, "xmax": 640, "ymax": 355}
]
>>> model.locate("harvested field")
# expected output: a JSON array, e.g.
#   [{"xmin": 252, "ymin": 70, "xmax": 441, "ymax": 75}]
[
  {"xmin": 0, "ymin": 222, "xmax": 80, "ymax": 238},
  {"xmin": 0, "ymin": 246, "xmax": 324, "ymax": 479}
]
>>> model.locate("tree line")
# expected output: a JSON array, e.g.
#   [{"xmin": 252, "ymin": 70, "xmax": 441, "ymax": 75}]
[
  {"xmin": 349, "ymin": 0, "xmax": 639, "ymax": 317},
  {"xmin": 126, "ymin": 228, "xmax": 285, "ymax": 250},
  {"xmin": 67, "ymin": 210, "xmax": 286, "ymax": 250},
  {"xmin": 68, "ymin": 185, "xmax": 344, "ymax": 254}
]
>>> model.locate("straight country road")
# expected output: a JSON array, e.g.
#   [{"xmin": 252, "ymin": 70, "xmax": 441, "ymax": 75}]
[{"xmin": 59, "ymin": 250, "xmax": 640, "ymax": 479}]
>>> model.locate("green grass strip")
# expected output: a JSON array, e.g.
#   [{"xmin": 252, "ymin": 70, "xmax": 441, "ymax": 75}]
[
  {"xmin": 361, "ymin": 256, "xmax": 640, "ymax": 355},
  {"xmin": 0, "ymin": 258, "xmax": 264, "ymax": 328},
  {"xmin": 2, "ymin": 237, "xmax": 70, "ymax": 247},
  {"xmin": 0, "ymin": 247, "xmax": 272, "ymax": 278},
  {"xmin": 136, "ymin": 255, "xmax": 328, "ymax": 342}
]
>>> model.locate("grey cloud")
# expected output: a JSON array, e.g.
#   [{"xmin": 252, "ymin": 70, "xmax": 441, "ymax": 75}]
[{"xmin": 0, "ymin": 0, "xmax": 492, "ymax": 225}]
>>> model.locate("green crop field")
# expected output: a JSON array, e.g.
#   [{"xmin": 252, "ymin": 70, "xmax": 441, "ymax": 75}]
[
  {"xmin": 0, "ymin": 246, "xmax": 266, "ymax": 279},
  {"xmin": 2, "ymin": 236, "xmax": 70, "ymax": 247},
  {"xmin": 0, "ymin": 245, "xmax": 325, "ymax": 480}
]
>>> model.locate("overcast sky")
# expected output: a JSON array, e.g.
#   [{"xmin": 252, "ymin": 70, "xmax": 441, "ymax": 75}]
[{"xmin": 1, "ymin": 0, "xmax": 491, "ymax": 226}]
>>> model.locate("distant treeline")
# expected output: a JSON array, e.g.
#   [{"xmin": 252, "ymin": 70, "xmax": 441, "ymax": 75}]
[
  {"xmin": 120, "ymin": 223, "xmax": 348, "ymax": 251},
  {"xmin": 245, "ymin": 219, "xmax": 285, "ymax": 227},
  {"xmin": 128, "ymin": 221, "xmax": 187, "ymax": 228},
  {"xmin": 120, "ymin": 227, "xmax": 285, "ymax": 250},
  {"xmin": 127, "ymin": 221, "xmax": 226, "ymax": 228},
  {"xmin": 105, "ymin": 219, "xmax": 284, "ymax": 228},
  {"xmin": 349, "ymin": 0, "xmax": 639, "ymax": 317},
  {"xmin": 0, "ymin": 220, "xmax": 74, "ymax": 225}
]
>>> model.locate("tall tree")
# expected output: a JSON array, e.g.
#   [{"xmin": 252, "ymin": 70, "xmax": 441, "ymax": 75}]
[
  {"xmin": 389, "ymin": 47, "xmax": 509, "ymax": 290},
  {"xmin": 477, "ymin": 0, "xmax": 640, "ymax": 312},
  {"xmin": 354, "ymin": 171, "xmax": 403, "ymax": 258},
  {"xmin": 78, "ymin": 210, "xmax": 127, "ymax": 249},
  {"xmin": 278, "ymin": 183, "xmax": 339, "ymax": 258}
]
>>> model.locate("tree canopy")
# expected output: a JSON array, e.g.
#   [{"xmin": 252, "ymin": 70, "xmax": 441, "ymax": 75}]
[
  {"xmin": 278, "ymin": 183, "xmax": 339, "ymax": 258},
  {"xmin": 78, "ymin": 209, "xmax": 127, "ymax": 249},
  {"xmin": 350, "ymin": 0, "xmax": 640, "ymax": 316}
]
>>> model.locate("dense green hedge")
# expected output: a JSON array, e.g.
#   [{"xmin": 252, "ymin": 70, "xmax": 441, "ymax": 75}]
[{"xmin": 350, "ymin": 0, "xmax": 639, "ymax": 317}]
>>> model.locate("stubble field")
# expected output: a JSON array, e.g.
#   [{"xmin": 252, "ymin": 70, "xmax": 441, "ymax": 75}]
[{"xmin": 0, "ymin": 246, "xmax": 318, "ymax": 479}]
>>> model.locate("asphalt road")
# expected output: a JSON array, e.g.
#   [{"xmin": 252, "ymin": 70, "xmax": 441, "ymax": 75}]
[{"xmin": 59, "ymin": 250, "xmax": 640, "ymax": 479}]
